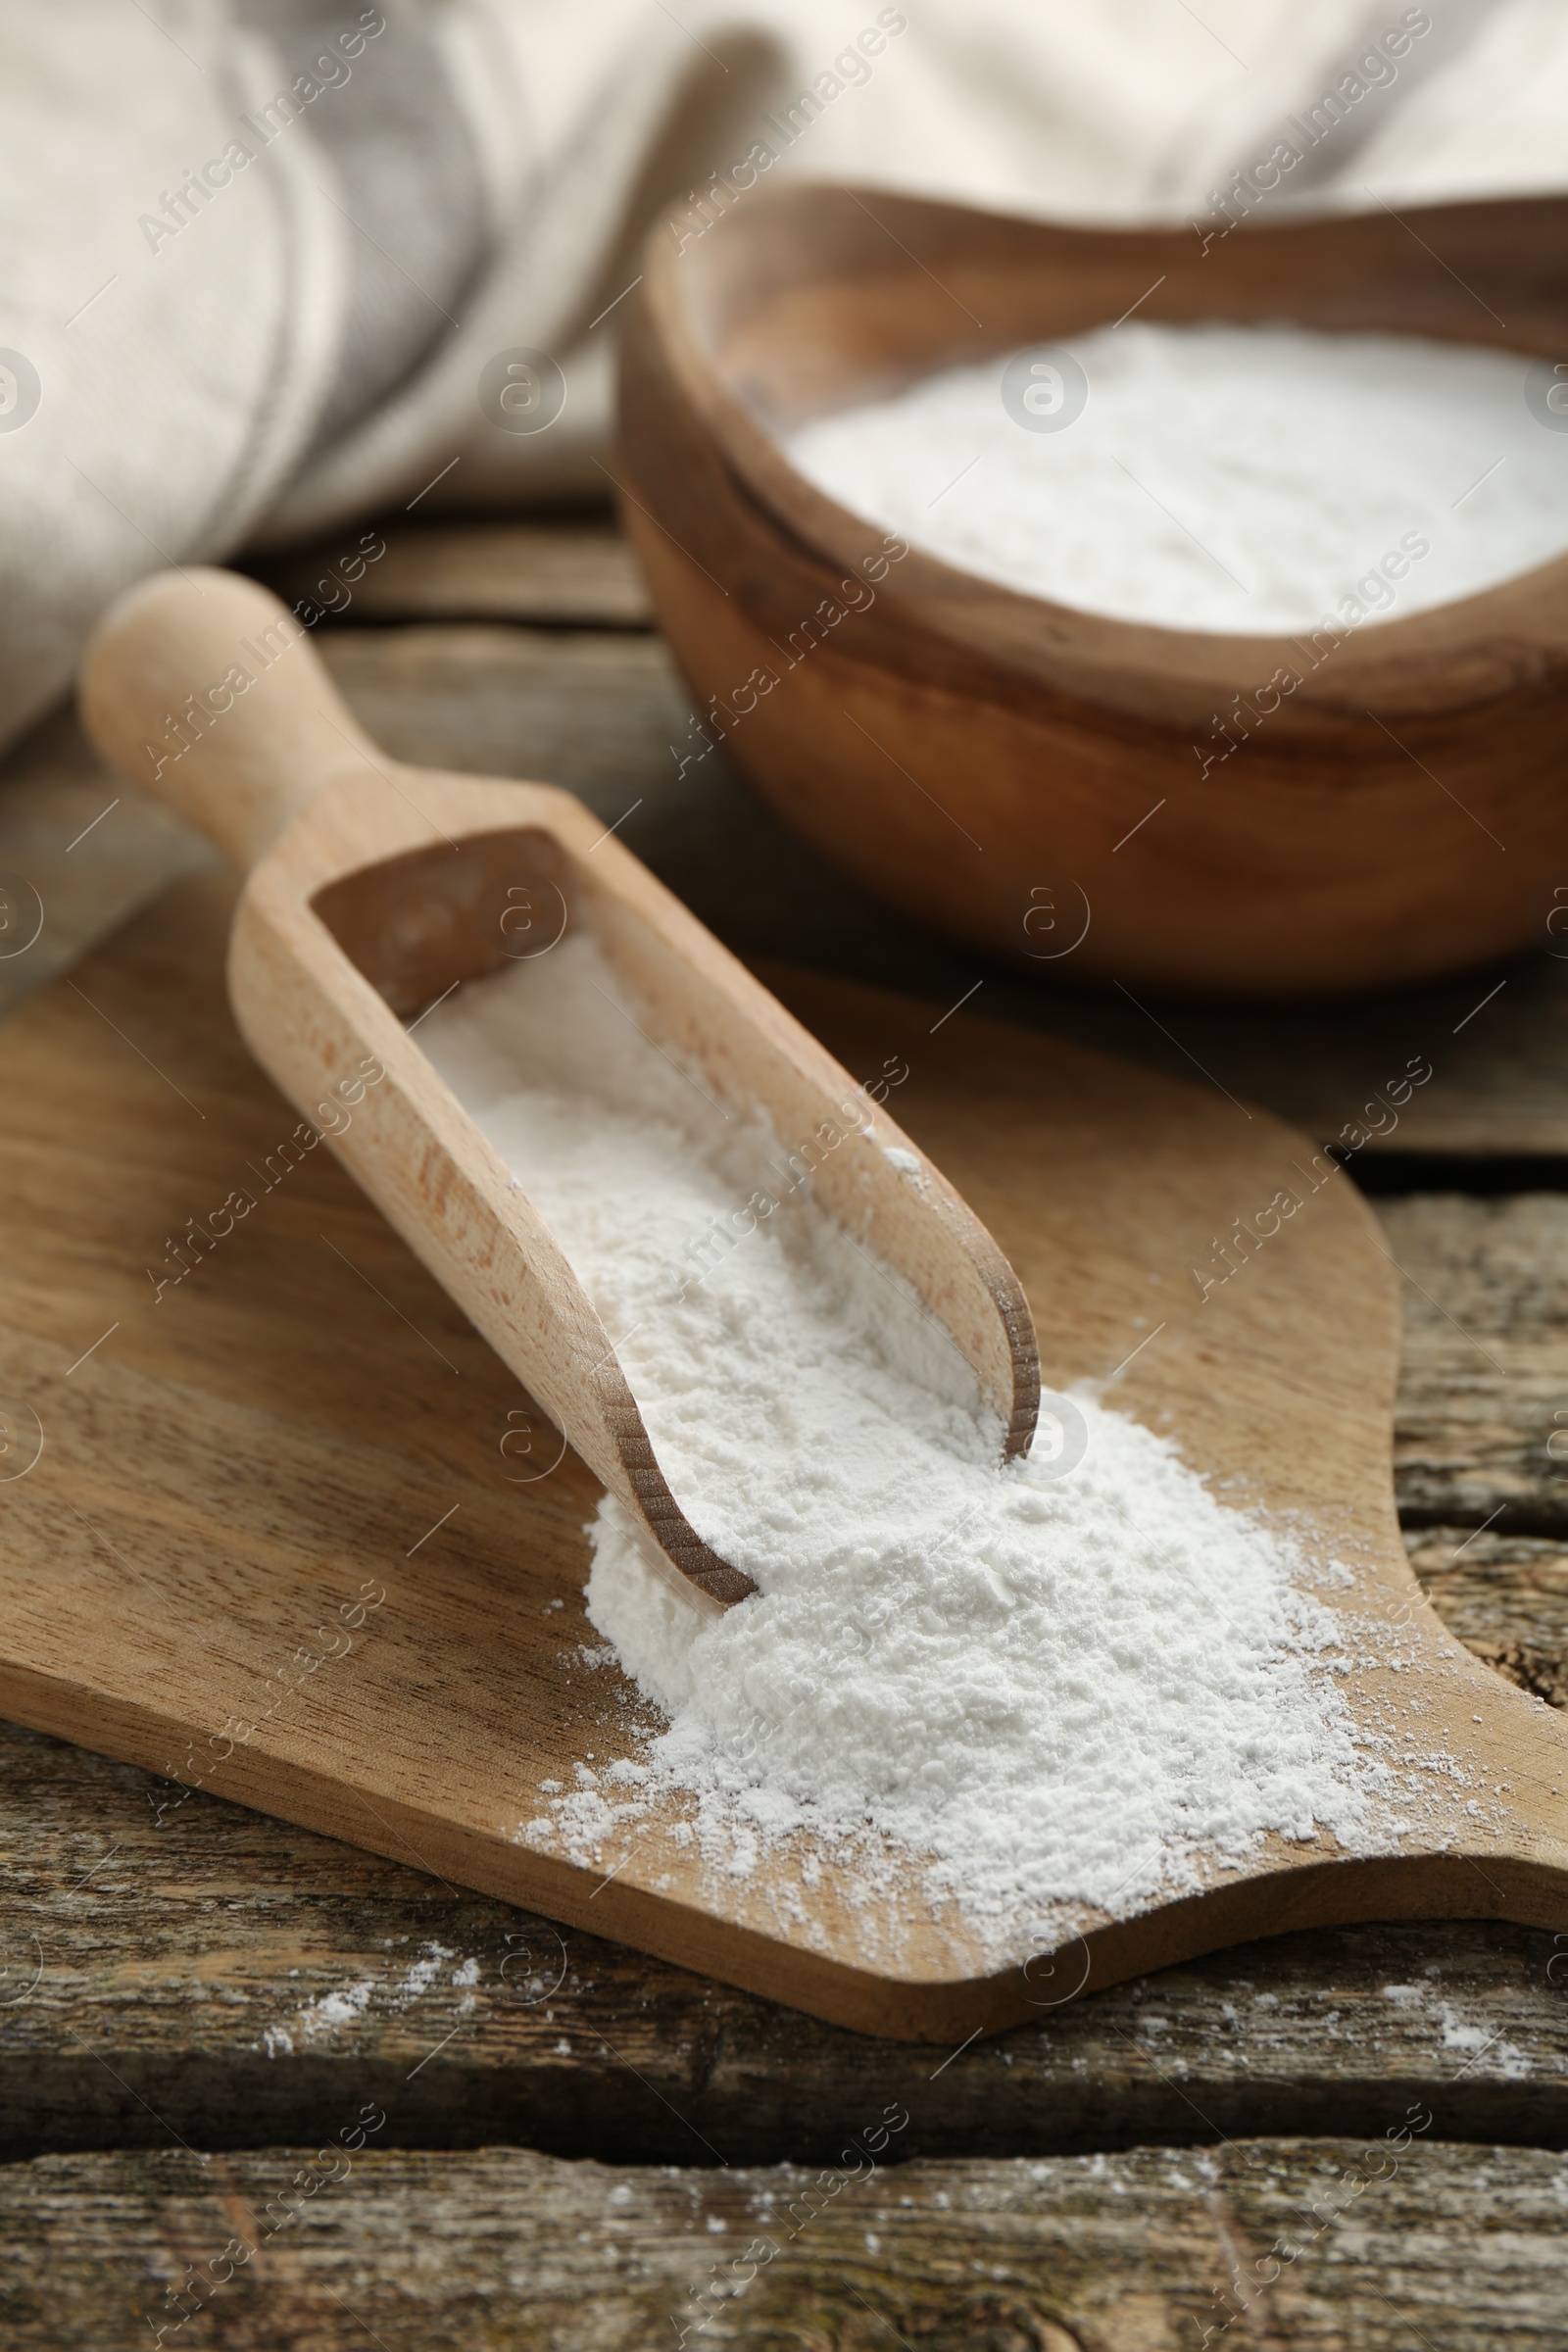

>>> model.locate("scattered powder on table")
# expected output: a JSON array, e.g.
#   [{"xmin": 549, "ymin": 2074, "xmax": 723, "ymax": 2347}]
[
  {"xmin": 420, "ymin": 933, "xmax": 1401, "ymax": 1950},
  {"xmin": 785, "ymin": 321, "xmax": 1568, "ymax": 634}
]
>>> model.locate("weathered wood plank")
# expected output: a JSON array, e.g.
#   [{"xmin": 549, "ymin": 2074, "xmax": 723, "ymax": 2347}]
[
  {"xmin": 1407, "ymin": 1529, "xmax": 1568, "ymax": 1706},
  {"xmin": 2, "ymin": 1717, "xmax": 1566, "ymax": 2165},
  {"xmin": 1385, "ymin": 1195, "xmax": 1568, "ymax": 1535},
  {"xmin": 1, "ymin": 2140, "xmax": 1563, "ymax": 2350},
  {"xmin": 250, "ymin": 516, "xmax": 653, "ymax": 629},
  {"xmin": 318, "ymin": 621, "xmax": 698, "ymax": 806}
]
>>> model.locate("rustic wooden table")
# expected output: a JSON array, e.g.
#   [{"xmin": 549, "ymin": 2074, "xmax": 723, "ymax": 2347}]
[{"xmin": 0, "ymin": 515, "xmax": 1564, "ymax": 2349}]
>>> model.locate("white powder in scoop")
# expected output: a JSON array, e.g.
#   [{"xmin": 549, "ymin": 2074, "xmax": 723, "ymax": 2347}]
[
  {"xmin": 420, "ymin": 934, "xmax": 1391, "ymax": 1944},
  {"xmin": 785, "ymin": 321, "xmax": 1568, "ymax": 634}
]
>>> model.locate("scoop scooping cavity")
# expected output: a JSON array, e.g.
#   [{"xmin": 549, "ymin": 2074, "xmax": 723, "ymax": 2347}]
[{"xmin": 78, "ymin": 568, "xmax": 1040, "ymax": 1610}]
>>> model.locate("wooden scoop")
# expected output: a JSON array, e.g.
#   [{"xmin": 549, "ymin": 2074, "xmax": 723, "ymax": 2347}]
[{"xmin": 78, "ymin": 568, "xmax": 1040, "ymax": 1609}]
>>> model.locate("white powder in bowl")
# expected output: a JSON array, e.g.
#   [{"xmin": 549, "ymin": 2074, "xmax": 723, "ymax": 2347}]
[
  {"xmin": 784, "ymin": 321, "xmax": 1568, "ymax": 635},
  {"xmin": 420, "ymin": 934, "xmax": 1396, "ymax": 1945}
]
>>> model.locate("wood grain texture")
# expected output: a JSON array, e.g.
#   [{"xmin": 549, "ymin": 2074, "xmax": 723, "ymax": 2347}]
[
  {"xmin": 3, "ymin": 850, "xmax": 1568, "ymax": 2038},
  {"xmin": 2, "ymin": 2140, "xmax": 1566, "ymax": 2350},
  {"xmin": 250, "ymin": 514, "xmax": 653, "ymax": 629},
  {"xmin": 620, "ymin": 181, "xmax": 1568, "ymax": 995},
  {"xmin": 3, "ymin": 1713, "xmax": 1567, "ymax": 2165},
  {"xmin": 1384, "ymin": 1196, "xmax": 1568, "ymax": 1536},
  {"xmin": 1407, "ymin": 1530, "xmax": 1568, "ymax": 1707}
]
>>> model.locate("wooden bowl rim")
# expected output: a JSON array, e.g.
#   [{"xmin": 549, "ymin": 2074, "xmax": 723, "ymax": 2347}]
[{"xmin": 638, "ymin": 180, "xmax": 1568, "ymax": 713}]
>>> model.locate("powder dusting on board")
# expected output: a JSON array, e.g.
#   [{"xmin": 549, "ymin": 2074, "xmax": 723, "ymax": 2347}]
[
  {"xmin": 419, "ymin": 933, "xmax": 1410, "ymax": 1955},
  {"xmin": 785, "ymin": 321, "xmax": 1568, "ymax": 635}
]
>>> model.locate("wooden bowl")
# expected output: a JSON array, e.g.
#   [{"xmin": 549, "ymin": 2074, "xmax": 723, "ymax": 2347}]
[{"xmin": 616, "ymin": 184, "xmax": 1568, "ymax": 999}]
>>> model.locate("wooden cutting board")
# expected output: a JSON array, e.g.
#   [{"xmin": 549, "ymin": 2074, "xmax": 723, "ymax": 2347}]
[{"xmin": 1, "ymin": 868, "xmax": 1563, "ymax": 2041}]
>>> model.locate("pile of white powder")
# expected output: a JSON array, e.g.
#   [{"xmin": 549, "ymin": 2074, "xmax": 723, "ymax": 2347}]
[
  {"xmin": 418, "ymin": 933, "xmax": 1410, "ymax": 1949},
  {"xmin": 785, "ymin": 321, "xmax": 1568, "ymax": 634}
]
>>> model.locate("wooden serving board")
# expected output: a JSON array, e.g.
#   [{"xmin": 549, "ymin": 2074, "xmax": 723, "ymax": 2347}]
[{"xmin": 1, "ymin": 869, "xmax": 1564, "ymax": 2041}]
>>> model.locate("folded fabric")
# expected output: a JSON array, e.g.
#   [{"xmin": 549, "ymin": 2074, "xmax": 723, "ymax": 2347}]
[{"xmin": 1, "ymin": 0, "xmax": 1562, "ymax": 754}]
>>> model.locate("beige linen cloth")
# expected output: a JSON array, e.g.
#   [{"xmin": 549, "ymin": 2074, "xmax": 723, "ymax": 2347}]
[{"xmin": 1, "ymin": 0, "xmax": 1564, "ymax": 754}]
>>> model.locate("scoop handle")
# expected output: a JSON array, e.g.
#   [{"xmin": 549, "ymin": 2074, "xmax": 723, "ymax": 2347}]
[{"xmin": 77, "ymin": 567, "xmax": 380, "ymax": 869}]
